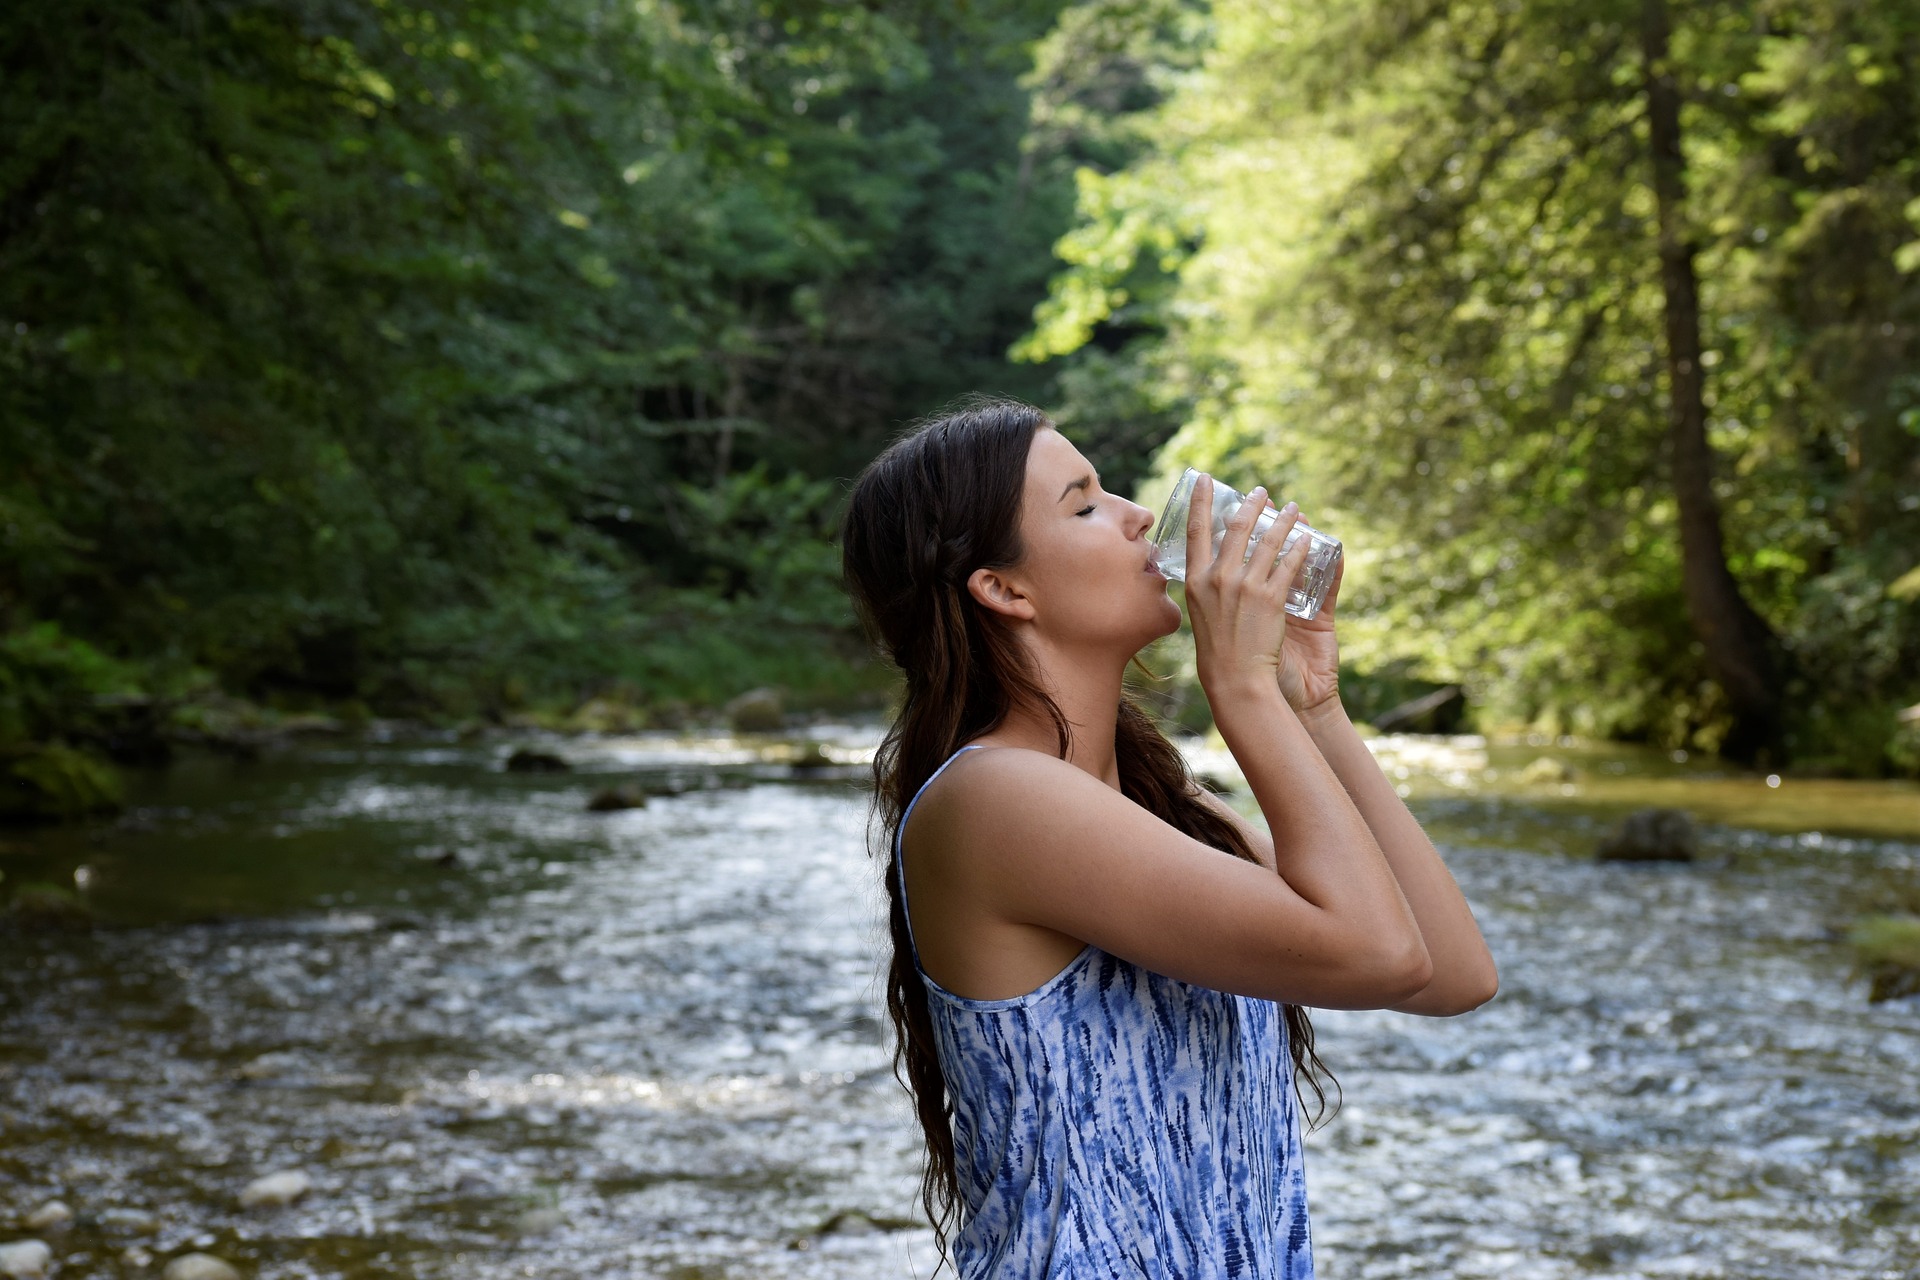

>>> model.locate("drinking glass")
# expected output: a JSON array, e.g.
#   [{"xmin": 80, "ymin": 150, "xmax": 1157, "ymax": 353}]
[{"xmin": 1148, "ymin": 468, "xmax": 1343, "ymax": 620}]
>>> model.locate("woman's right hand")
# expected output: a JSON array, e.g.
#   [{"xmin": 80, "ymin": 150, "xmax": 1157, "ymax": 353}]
[{"xmin": 1182, "ymin": 475, "xmax": 1315, "ymax": 699}]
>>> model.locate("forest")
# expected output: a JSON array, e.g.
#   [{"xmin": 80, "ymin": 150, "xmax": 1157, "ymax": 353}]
[{"xmin": 5, "ymin": 0, "xmax": 1919, "ymax": 819}]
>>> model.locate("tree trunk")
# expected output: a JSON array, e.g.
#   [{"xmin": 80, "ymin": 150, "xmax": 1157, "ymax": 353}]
[{"xmin": 1641, "ymin": 0, "xmax": 1784, "ymax": 764}]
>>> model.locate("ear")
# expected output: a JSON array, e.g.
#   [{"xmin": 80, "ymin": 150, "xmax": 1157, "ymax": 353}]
[{"xmin": 966, "ymin": 565, "xmax": 1036, "ymax": 622}]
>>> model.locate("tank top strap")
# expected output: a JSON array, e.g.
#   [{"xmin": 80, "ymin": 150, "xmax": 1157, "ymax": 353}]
[{"xmin": 892, "ymin": 743, "xmax": 988, "ymax": 967}]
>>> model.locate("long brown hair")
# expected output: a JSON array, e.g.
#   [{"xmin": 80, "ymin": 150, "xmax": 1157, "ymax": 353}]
[{"xmin": 839, "ymin": 394, "xmax": 1335, "ymax": 1260}]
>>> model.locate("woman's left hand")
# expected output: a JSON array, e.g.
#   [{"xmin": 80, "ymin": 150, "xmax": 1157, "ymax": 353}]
[{"xmin": 1274, "ymin": 527, "xmax": 1343, "ymax": 718}]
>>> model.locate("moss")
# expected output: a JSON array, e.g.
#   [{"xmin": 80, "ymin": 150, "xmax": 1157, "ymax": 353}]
[
  {"xmin": 1848, "ymin": 915, "xmax": 1920, "ymax": 1003},
  {"xmin": 0, "ymin": 743, "xmax": 123, "ymax": 823}
]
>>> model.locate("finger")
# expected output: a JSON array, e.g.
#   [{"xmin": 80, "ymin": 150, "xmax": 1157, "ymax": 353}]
[
  {"xmin": 1186, "ymin": 474, "xmax": 1216, "ymax": 576},
  {"xmin": 1221, "ymin": 485, "xmax": 1269, "ymax": 580},
  {"xmin": 1262, "ymin": 503, "xmax": 1305, "ymax": 584},
  {"xmin": 1317, "ymin": 551, "xmax": 1346, "ymax": 618},
  {"xmin": 1267, "ymin": 510, "xmax": 1313, "ymax": 594}
]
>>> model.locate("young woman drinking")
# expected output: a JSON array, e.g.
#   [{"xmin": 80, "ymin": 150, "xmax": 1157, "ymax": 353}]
[{"xmin": 839, "ymin": 397, "xmax": 1497, "ymax": 1278}]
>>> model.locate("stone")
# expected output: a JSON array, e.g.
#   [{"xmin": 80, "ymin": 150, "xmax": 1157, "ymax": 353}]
[
  {"xmin": 122, "ymin": 1246, "xmax": 153, "ymax": 1269},
  {"xmin": 22, "ymin": 1201, "xmax": 71, "ymax": 1231},
  {"xmin": 0, "ymin": 1240, "xmax": 51, "ymax": 1279},
  {"xmin": 787, "ymin": 743, "xmax": 834, "ymax": 771},
  {"xmin": 238, "ymin": 1169, "xmax": 312, "ymax": 1209},
  {"xmin": 1596, "ymin": 808, "xmax": 1697, "ymax": 863},
  {"xmin": 724, "ymin": 687, "xmax": 785, "ymax": 734},
  {"xmin": 162, "ymin": 1254, "xmax": 241, "ymax": 1280},
  {"xmin": 504, "ymin": 748, "xmax": 570, "ymax": 774},
  {"xmin": 98, "ymin": 1207, "xmax": 159, "ymax": 1234},
  {"xmin": 511, "ymin": 1208, "xmax": 565, "ymax": 1235},
  {"xmin": 585, "ymin": 786, "xmax": 647, "ymax": 812}
]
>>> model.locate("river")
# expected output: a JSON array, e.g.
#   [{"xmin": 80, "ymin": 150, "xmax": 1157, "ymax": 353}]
[{"xmin": 2, "ymin": 725, "xmax": 1916, "ymax": 1277}]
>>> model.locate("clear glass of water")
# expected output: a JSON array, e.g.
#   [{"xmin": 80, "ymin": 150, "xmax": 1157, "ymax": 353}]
[{"xmin": 1148, "ymin": 468, "xmax": 1343, "ymax": 620}]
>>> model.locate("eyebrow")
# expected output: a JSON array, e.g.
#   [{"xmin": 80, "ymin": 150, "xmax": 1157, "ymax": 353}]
[{"xmin": 1057, "ymin": 474, "xmax": 1093, "ymax": 503}]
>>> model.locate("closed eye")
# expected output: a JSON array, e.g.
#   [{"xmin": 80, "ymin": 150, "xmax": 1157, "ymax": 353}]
[{"xmin": 1075, "ymin": 504, "xmax": 1095, "ymax": 517}]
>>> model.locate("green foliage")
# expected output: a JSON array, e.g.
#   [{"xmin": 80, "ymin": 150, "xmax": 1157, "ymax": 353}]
[
  {"xmin": 1026, "ymin": 0, "xmax": 1920, "ymax": 768},
  {"xmin": 1, "ymin": 0, "xmax": 1081, "ymax": 728},
  {"xmin": 0, "ymin": 743, "xmax": 122, "ymax": 822}
]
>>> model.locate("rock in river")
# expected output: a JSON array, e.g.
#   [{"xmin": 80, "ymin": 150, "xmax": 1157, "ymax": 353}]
[
  {"xmin": 239, "ymin": 1169, "xmax": 313, "ymax": 1209},
  {"xmin": 586, "ymin": 785, "xmax": 647, "ymax": 812},
  {"xmin": 724, "ymin": 687, "xmax": 785, "ymax": 733},
  {"xmin": 505, "ymin": 747, "xmax": 570, "ymax": 774},
  {"xmin": 22, "ymin": 1201, "xmax": 71, "ymax": 1231},
  {"xmin": 161, "ymin": 1254, "xmax": 241, "ymax": 1280},
  {"xmin": 1596, "ymin": 807, "xmax": 1696, "ymax": 863},
  {"xmin": 0, "ymin": 1241, "xmax": 51, "ymax": 1279}
]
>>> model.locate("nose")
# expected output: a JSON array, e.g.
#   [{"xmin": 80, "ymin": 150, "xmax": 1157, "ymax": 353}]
[{"xmin": 1126, "ymin": 499, "xmax": 1155, "ymax": 540}]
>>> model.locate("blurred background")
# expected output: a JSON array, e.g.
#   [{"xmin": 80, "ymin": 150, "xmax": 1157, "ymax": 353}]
[{"xmin": 2, "ymin": 2, "xmax": 1918, "ymax": 1278}]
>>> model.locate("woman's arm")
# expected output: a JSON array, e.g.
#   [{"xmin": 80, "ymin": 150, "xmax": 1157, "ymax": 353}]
[{"xmin": 1297, "ymin": 700, "xmax": 1498, "ymax": 1015}]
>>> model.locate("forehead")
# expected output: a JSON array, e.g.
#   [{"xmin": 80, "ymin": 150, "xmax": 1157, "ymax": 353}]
[{"xmin": 1025, "ymin": 427, "xmax": 1091, "ymax": 492}]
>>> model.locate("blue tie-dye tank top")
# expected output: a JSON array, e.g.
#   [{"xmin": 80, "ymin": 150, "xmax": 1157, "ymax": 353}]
[{"xmin": 894, "ymin": 744, "xmax": 1315, "ymax": 1279}]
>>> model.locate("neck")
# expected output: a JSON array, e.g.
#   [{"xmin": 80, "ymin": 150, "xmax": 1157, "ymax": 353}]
[{"xmin": 983, "ymin": 635, "xmax": 1130, "ymax": 790}]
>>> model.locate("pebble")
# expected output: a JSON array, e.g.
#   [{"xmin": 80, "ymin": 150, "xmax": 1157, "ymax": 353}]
[
  {"xmin": 238, "ymin": 1169, "xmax": 313, "ymax": 1209},
  {"xmin": 98, "ymin": 1207, "xmax": 159, "ymax": 1233},
  {"xmin": 0, "ymin": 1241, "xmax": 51, "ymax": 1279},
  {"xmin": 162, "ymin": 1255, "xmax": 241, "ymax": 1280},
  {"xmin": 22, "ymin": 1202, "xmax": 70, "ymax": 1231},
  {"xmin": 122, "ymin": 1246, "xmax": 153, "ymax": 1269}
]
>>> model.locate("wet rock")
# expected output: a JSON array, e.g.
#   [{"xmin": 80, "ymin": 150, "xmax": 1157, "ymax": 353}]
[
  {"xmin": 6, "ymin": 882, "xmax": 92, "ymax": 931},
  {"xmin": 1596, "ymin": 808, "xmax": 1696, "ymax": 863},
  {"xmin": 0, "ymin": 1240, "xmax": 51, "ymax": 1278},
  {"xmin": 238, "ymin": 1169, "xmax": 313, "ymax": 1209},
  {"xmin": 1520, "ymin": 756, "xmax": 1578, "ymax": 785},
  {"xmin": 510, "ymin": 1207, "xmax": 565, "ymax": 1235},
  {"xmin": 585, "ymin": 786, "xmax": 647, "ymax": 812},
  {"xmin": 1849, "ymin": 915, "xmax": 1920, "ymax": 1004},
  {"xmin": 504, "ymin": 747, "xmax": 570, "ymax": 774},
  {"xmin": 98, "ymin": 1207, "xmax": 159, "ymax": 1234},
  {"xmin": 788, "ymin": 742, "xmax": 834, "ymax": 772},
  {"xmin": 275, "ymin": 713, "xmax": 347, "ymax": 738},
  {"xmin": 724, "ymin": 687, "xmax": 785, "ymax": 733},
  {"xmin": 22, "ymin": 1202, "xmax": 71, "ymax": 1232},
  {"xmin": 122, "ymin": 1246, "xmax": 153, "ymax": 1269},
  {"xmin": 161, "ymin": 1254, "xmax": 241, "ymax": 1280},
  {"xmin": 816, "ymin": 1209, "xmax": 915, "ymax": 1235},
  {"xmin": 0, "ymin": 743, "xmax": 123, "ymax": 822}
]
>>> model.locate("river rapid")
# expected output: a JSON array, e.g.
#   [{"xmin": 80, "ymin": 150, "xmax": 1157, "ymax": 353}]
[{"xmin": 2, "ymin": 726, "xmax": 1916, "ymax": 1278}]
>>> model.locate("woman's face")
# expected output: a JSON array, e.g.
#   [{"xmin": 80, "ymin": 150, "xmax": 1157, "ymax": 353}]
[{"xmin": 998, "ymin": 427, "xmax": 1183, "ymax": 653}]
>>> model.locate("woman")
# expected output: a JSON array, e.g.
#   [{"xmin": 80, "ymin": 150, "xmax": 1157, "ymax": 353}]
[{"xmin": 840, "ymin": 397, "xmax": 1497, "ymax": 1277}]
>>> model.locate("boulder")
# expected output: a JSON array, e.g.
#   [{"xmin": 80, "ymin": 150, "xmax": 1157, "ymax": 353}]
[
  {"xmin": 504, "ymin": 748, "xmax": 570, "ymax": 774},
  {"xmin": 724, "ymin": 687, "xmax": 785, "ymax": 734},
  {"xmin": 585, "ymin": 786, "xmax": 647, "ymax": 812},
  {"xmin": 161, "ymin": 1255, "xmax": 241, "ymax": 1280},
  {"xmin": 238, "ymin": 1169, "xmax": 313, "ymax": 1209},
  {"xmin": 22, "ymin": 1202, "xmax": 70, "ymax": 1231},
  {"xmin": 0, "ymin": 743, "xmax": 122, "ymax": 822},
  {"xmin": 0, "ymin": 1240, "xmax": 51, "ymax": 1279},
  {"xmin": 1596, "ymin": 808, "xmax": 1696, "ymax": 863}
]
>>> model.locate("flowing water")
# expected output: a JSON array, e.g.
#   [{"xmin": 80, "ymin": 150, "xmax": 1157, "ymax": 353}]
[{"xmin": 1, "ymin": 727, "xmax": 1916, "ymax": 1278}]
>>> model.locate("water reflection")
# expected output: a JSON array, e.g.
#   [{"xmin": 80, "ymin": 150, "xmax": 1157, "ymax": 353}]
[{"xmin": 0, "ymin": 729, "xmax": 1915, "ymax": 1277}]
